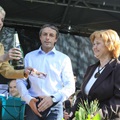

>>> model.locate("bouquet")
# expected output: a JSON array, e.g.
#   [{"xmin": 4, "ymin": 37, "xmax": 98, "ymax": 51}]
[{"xmin": 75, "ymin": 99, "xmax": 101, "ymax": 120}]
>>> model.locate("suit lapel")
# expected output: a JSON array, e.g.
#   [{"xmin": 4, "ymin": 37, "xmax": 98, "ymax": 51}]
[
  {"xmin": 89, "ymin": 59, "xmax": 117, "ymax": 94},
  {"xmin": 81, "ymin": 63, "xmax": 99, "ymax": 94}
]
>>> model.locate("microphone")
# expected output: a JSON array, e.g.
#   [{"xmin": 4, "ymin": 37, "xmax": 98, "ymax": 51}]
[{"xmin": 65, "ymin": 100, "xmax": 71, "ymax": 114}]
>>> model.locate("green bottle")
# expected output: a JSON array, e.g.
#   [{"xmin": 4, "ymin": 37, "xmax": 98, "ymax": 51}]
[{"xmin": 11, "ymin": 31, "xmax": 24, "ymax": 69}]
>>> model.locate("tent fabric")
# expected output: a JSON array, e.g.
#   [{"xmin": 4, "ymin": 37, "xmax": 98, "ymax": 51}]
[{"xmin": 0, "ymin": 0, "xmax": 120, "ymax": 36}]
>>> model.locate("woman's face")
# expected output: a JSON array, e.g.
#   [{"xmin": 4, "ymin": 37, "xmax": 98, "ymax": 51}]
[
  {"xmin": 0, "ymin": 12, "xmax": 4, "ymax": 31},
  {"xmin": 92, "ymin": 37, "xmax": 110, "ymax": 59}
]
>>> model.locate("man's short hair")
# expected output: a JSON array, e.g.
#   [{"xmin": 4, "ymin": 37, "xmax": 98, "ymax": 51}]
[{"xmin": 39, "ymin": 24, "xmax": 59, "ymax": 39}]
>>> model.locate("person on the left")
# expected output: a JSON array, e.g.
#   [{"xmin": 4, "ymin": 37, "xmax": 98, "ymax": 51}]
[{"xmin": 0, "ymin": 5, "xmax": 40, "ymax": 79}]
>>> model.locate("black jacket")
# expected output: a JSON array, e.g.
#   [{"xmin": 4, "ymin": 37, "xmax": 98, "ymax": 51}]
[{"xmin": 71, "ymin": 59, "xmax": 120, "ymax": 120}]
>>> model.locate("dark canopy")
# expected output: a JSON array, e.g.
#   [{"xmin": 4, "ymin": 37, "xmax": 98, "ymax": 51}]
[{"xmin": 0, "ymin": 0, "xmax": 120, "ymax": 36}]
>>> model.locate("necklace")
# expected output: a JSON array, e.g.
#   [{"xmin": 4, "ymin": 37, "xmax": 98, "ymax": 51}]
[
  {"xmin": 94, "ymin": 66, "xmax": 105, "ymax": 78},
  {"xmin": 94, "ymin": 59, "xmax": 112, "ymax": 78}
]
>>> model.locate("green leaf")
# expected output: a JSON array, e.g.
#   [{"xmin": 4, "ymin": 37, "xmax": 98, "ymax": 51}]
[
  {"xmin": 75, "ymin": 99, "xmax": 101, "ymax": 120},
  {"xmin": 93, "ymin": 113, "xmax": 101, "ymax": 120}
]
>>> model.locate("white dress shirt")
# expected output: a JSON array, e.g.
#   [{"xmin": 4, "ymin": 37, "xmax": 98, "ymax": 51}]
[{"xmin": 16, "ymin": 47, "xmax": 75, "ymax": 104}]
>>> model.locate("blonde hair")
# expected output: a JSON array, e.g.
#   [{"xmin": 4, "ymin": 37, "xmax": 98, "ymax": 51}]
[
  {"xmin": 0, "ymin": 6, "xmax": 6, "ymax": 18},
  {"xmin": 90, "ymin": 29, "xmax": 120, "ymax": 58}
]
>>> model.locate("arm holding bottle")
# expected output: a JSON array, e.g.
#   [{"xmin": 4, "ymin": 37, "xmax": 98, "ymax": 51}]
[
  {"xmin": 0, "ymin": 47, "xmax": 22, "ymax": 62},
  {"xmin": 0, "ymin": 43, "xmax": 42, "ymax": 79}
]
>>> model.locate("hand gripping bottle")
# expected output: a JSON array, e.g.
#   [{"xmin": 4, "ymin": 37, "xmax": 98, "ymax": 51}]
[{"xmin": 11, "ymin": 31, "xmax": 24, "ymax": 69}]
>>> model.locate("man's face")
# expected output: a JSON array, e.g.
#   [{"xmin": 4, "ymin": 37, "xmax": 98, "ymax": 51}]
[
  {"xmin": 40, "ymin": 27, "xmax": 57, "ymax": 53},
  {"xmin": 9, "ymin": 80, "xmax": 20, "ymax": 97},
  {"xmin": 0, "ymin": 12, "xmax": 4, "ymax": 31}
]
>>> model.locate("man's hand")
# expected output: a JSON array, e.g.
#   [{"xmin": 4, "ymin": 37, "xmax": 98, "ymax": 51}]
[
  {"xmin": 64, "ymin": 111, "xmax": 73, "ymax": 120},
  {"xmin": 24, "ymin": 68, "xmax": 47, "ymax": 78},
  {"xmin": 30, "ymin": 69, "xmax": 47, "ymax": 78},
  {"xmin": 29, "ymin": 98, "xmax": 42, "ymax": 117},
  {"xmin": 8, "ymin": 48, "xmax": 22, "ymax": 60},
  {"xmin": 0, "ymin": 48, "xmax": 22, "ymax": 62},
  {"xmin": 24, "ymin": 67, "xmax": 33, "ymax": 77},
  {"xmin": 37, "ymin": 96, "xmax": 53, "ymax": 112},
  {"xmin": 63, "ymin": 111, "xmax": 70, "ymax": 120}
]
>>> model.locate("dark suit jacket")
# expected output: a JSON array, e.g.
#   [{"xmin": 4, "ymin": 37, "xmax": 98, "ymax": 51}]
[{"xmin": 71, "ymin": 59, "xmax": 120, "ymax": 120}]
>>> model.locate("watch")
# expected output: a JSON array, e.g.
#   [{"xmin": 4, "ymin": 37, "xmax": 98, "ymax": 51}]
[{"xmin": 51, "ymin": 96, "xmax": 57, "ymax": 103}]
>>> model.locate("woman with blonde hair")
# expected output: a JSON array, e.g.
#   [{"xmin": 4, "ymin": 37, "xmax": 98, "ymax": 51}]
[{"xmin": 64, "ymin": 29, "xmax": 120, "ymax": 120}]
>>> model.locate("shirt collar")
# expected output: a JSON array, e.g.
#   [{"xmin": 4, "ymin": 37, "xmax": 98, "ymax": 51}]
[{"xmin": 38, "ymin": 46, "xmax": 57, "ymax": 54}]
